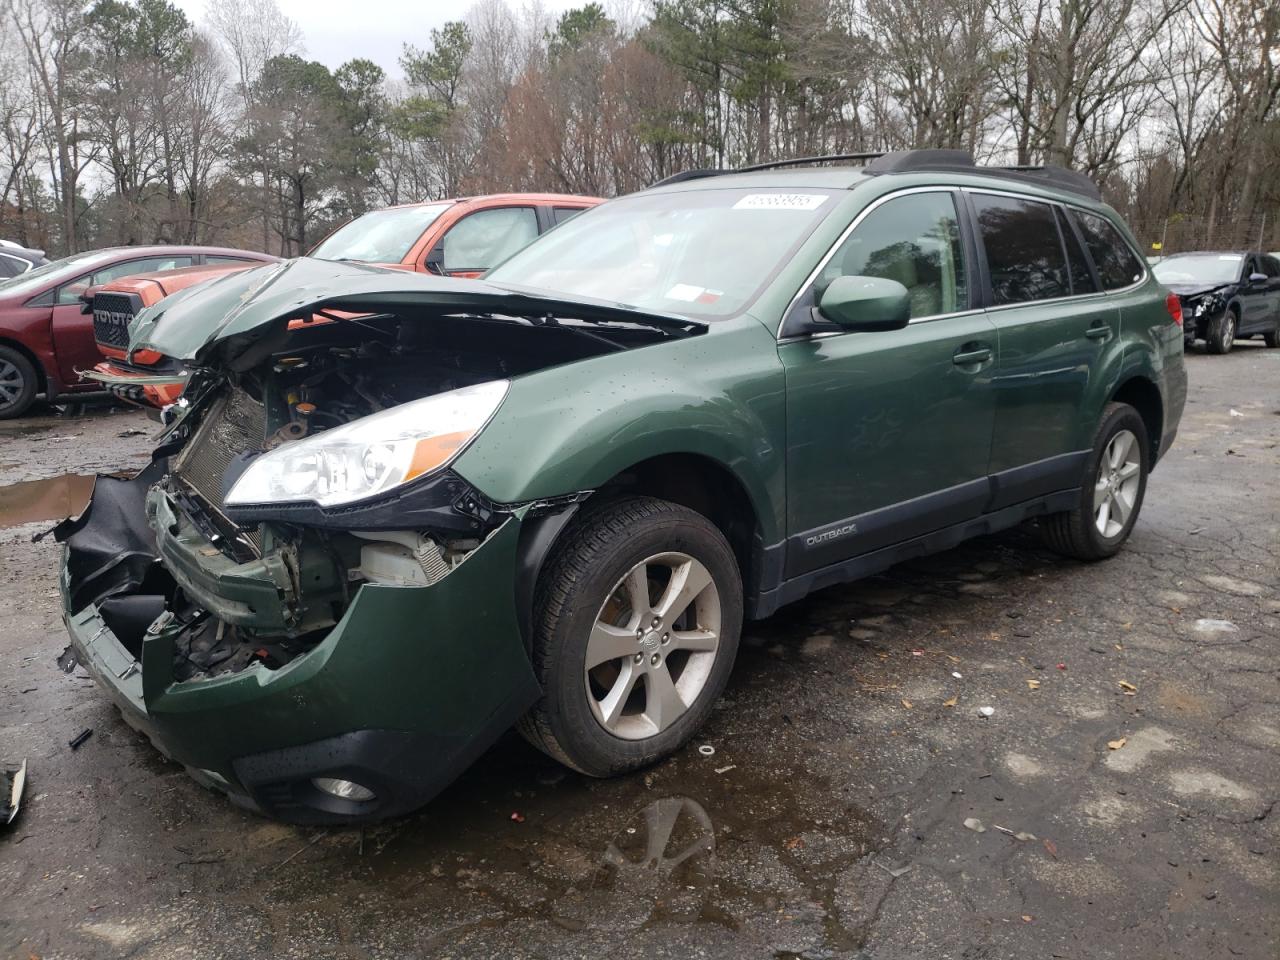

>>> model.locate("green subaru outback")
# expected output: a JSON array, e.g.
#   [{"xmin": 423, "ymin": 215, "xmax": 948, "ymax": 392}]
[{"xmin": 59, "ymin": 150, "xmax": 1186, "ymax": 822}]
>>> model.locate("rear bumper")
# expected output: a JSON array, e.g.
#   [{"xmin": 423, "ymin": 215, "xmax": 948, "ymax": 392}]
[{"xmin": 61, "ymin": 474, "xmax": 540, "ymax": 824}]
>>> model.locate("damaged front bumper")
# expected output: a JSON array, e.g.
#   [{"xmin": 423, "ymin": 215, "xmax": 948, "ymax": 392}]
[{"xmin": 60, "ymin": 470, "xmax": 540, "ymax": 824}]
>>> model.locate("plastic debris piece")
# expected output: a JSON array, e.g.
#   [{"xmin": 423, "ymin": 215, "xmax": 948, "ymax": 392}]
[
  {"xmin": 874, "ymin": 860, "xmax": 913, "ymax": 878},
  {"xmin": 1056, "ymin": 663, "xmax": 1066, "ymax": 671},
  {"xmin": 1015, "ymin": 831, "xmax": 1037, "ymax": 841},
  {"xmin": 911, "ymin": 649, "xmax": 924, "ymax": 657},
  {"xmin": 963, "ymin": 817, "xmax": 986, "ymax": 833},
  {"xmin": 510, "ymin": 811, "xmax": 525, "ymax": 823},
  {"xmin": 698, "ymin": 744, "xmax": 715, "ymax": 757},
  {"xmin": 1108, "ymin": 737, "xmax": 1127, "ymax": 750},
  {"xmin": 1229, "ymin": 408, "xmax": 1243, "ymax": 417},
  {"xmin": 943, "ymin": 696, "xmax": 958, "ymax": 707},
  {"xmin": 1022, "ymin": 915, "xmax": 1034, "ymax": 922},
  {"xmin": 714, "ymin": 764, "xmax": 736, "ymax": 774},
  {"xmin": 69, "ymin": 729, "xmax": 92, "ymax": 750},
  {"xmin": 1118, "ymin": 680, "xmax": 1138, "ymax": 694},
  {"xmin": 2, "ymin": 760, "xmax": 27, "ymax": 825},
  {"xmin": 1194, "ymin": 619, "xmax": 1238, "ymax": 634},
  {"xmin": 952, "ymin": 671, "xmax": 963, "ymax": 679},
  {"xmin": 978, "ymin": 706, "xmax": 995, "ymax": 717},
  {"xmin": 1026, "ymin": 679, "xmax": 1041, "ymax": 690}
]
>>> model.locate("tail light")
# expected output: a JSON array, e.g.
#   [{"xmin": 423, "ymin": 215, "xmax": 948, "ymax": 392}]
[{"xmin": 1165, "ymin": 292, "xmax": 1183, "ymax": 327}]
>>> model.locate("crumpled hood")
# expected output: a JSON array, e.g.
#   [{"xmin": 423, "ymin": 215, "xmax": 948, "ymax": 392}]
[
  {"xmin": 129, "ymin": 257, "xmax": 703, "ymax": 363},
  {"xmin": 1164, "ymin": 281, "xmax": 1235, "ymax": 300}
]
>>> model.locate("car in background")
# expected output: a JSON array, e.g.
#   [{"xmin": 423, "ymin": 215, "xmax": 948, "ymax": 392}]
[
  {"xmin": 0, "ymin": 246, "xmax": 276, "ymax": 418},
  {"xmin": 85, "ymin": 193, "xmax": 602, "ymax": 409},
  {"xmin": 1153, "ymin": 251, "xmax": 1280, "ymax": 353},
  {"xmin": 59, "ymin": 151, "xmax": 1184, "ymax": 823},
  {"xmin": 0, "ymin": 241, "xmax": 48, "ymax": 277}
]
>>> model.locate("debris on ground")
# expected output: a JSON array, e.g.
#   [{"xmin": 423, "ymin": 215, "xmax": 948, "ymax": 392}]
[
  {"xmin": 3, "ymin": 760, "xmax": 27, "ymax": 825},
  {"xmin": 697, "ymin": 744, "xmax": 715, "ymax": 757},
  {"xmin": 509, "ymin": 811, "xmax": 525, "ymax": 823},
  {"xmin": 1118, "ymin": 680, "xmax": 1138, "ymax": 695},
  {"xmin": 993, "ymin": 824, "xmax": 1037, "ymax": 841},
  {"xmin": 68, "ymin": 729, "xmax": 92, "ymax": 750},
  {"xmin": 1026, "ymin": 679, "xmax": 1041, "ymax": 690},
  {"xmin": 1056, "ymin": 663, "xmax": 1066, "ymax": 670},
  {"xmin": 943, "ymin": 696, "xmax": 958, "ymax": 707},
  {"xmin": 713, "ymin": 764, "xmax": 736, "ymax": 774},
  {"xmin": 1194, "ymin": 619, "xmax": 1238, "ymax": 633},
  {"xmin": 1043, "ymin": 838, "xmax": 1059, "ymax": 858},
  {"xmin": 963, "ymin": 817, "xmax": 986, "ymax": 832},
  {"xmin": 117, "ymin": 428, "xmax": 147, "ymax": 437},
  {"xmin": 1108, "ymin": 737, "xmax": 1128, "ymax": 750},
  {"xmin": 901, "ymin": 699, "xmax": 913, "ymax": 709},
  {"xmin": 874, "ymin": 860, "xmax": 913, "ymax": 878},
  {"xmin": 978, "ymin": 706, "xmax": 995, "ymax": 717}
]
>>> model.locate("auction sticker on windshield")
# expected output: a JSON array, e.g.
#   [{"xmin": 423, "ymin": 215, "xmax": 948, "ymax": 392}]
[{"xmin": 733, "ymin": 193, "xmax": 827, "ymax": 211}]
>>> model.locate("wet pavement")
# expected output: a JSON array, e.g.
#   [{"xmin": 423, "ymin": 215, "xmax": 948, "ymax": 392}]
[{"xmin": 1, "ymin": 348, "xmax": 1277, "ymax": 959}]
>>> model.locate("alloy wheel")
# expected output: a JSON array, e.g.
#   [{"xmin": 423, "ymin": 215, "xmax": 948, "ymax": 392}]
[
  {"xmin": 1093, "ymin": 429, "xmax": 1141, "ymax": 538},
  {"xmin": 585, "ymin": 552, "xmax": 721, "ymax": 740},
  {"xmin": 1221, "ymin": 312, "xmax": 1236, "ymax": 350},
  {"xmin": 0, "ymin": 358, "xmax": 24, "ymax": 409}
]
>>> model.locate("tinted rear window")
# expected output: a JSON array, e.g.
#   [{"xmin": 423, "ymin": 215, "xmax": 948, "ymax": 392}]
[
  {"xmin": 972, "ymin": 194, "xmax": 1069, "ymax": 305},
  {"xmin": 1071, "ymin": 210, "xmax": 1144, "ymax": 290},
  {"xmin": 1056, "ymin": 207, "xmax": 1097, "ymax": 295}
]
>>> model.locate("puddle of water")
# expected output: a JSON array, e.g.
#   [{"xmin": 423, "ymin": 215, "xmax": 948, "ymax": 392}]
[
  {"xmin": 328, "ymin": 738, "xmax": 885, "ymax": 952},
  {"xmin": 0, "ymin": 474, "xmax": 94, "ymax": 528}
]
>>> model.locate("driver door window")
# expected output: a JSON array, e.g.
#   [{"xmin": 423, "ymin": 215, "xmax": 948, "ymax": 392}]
[
  {"xmin": 437, "ymin": 207, "xmax": 538, "ymax": 274},
  {"xmin": 55, "ymin": 255, "xmax": 193, "ymax": 304},
  {"xmin": 819, "ymin": 192, "xmax": 968, "ymax": 319}
]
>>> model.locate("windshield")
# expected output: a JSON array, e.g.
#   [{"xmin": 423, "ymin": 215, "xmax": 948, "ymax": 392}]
[
  {"xmin": 1154, "ymin": 254, "xmax": 1243, "ymax": 286},
  {"xmin": 0, "ymin": 250, "xmax": 118, "ymax": 296},
  {"xmin": 486, "ymin": 188, "xmax": 839, "ymax": 318},
  {"xmin": 309, "ymin": 203, "xmax": 452, "ymax": 264}
]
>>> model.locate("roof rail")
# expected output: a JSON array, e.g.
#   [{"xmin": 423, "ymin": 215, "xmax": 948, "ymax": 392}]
[
  {"xmin": 648, "ymin": 168, "xmax": 726, "ymax": 189},
  {"xmin": 648, "ymin": 150, "xmax": 1102, "ymax": 201},
  {"xmin": 737, "ymin": 152, "xmax": 886, "ymax": 172}
]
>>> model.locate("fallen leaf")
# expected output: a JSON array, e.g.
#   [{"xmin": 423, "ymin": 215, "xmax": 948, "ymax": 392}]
[
  {"xmin": 1043, "ymin": 838, "xmax": 1058, "ymax": 859},
  {"xmin": 963, "ymin": 817, "xmax": 986, "ymax": 833},
  {"xmin": 785, "ymin": 836, "xmax": 804, "ymax": 850},
  {"xmin": 943, "ymin": 696, "xmax": 958, "ymax": 707},
  {"xmin": 901, "ymin": 699, "xmax": 913, "ymax": 709},
  {"xmin": 1021, "ymin": 914, "xmax": 1034, "ymax": 922},
  {"xmin": 1108, "ymin": 737, "xmax": 1127, "ymax": 750},
  {"xmin": 1026, "ymin": 679, "xmax": 1041, "ymax": 690},
  {"xmin": 1118, "ymin": 680, "xmax": 1138, "ymax": 692}
]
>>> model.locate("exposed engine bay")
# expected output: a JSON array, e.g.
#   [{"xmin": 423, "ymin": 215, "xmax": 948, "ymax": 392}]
[{"xmin": 59, "ymin": 305, "xmax": 686, "ymax": 683}]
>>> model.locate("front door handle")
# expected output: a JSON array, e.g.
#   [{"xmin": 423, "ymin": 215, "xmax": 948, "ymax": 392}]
[
  {"xmin": 1085, "ymin": 323, "xmax": 1111, "ymax": 341},
  {"xmin": 952, "ymin": 346, "xmax": 992, "ymax": 366}
]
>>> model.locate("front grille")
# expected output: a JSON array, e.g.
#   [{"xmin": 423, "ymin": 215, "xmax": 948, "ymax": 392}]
[
  {"xmin": 93, "ymin": 293, "xmax": 136, "ymax": 348},
  {"xmin": 173, "ymin": 388, "xmax": 266, "ymax": 551}
]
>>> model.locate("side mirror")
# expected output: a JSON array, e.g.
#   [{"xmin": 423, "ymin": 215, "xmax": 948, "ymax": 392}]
[
  {"xmin": 817, "ymin": 275, "xmax": 911, "ymax": 331},
  {"xmin": 1248, "ymin": 271, "xmax": 1268, "ymax": 286},
  {"xmin": 424, "ymin": 246, "xmax": 445, "ymax": 275}
]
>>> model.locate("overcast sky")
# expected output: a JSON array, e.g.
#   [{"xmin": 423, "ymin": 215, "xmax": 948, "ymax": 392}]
[{"xmin": 170, "ymin": 0, "xmax": 585, "ymax": 77}]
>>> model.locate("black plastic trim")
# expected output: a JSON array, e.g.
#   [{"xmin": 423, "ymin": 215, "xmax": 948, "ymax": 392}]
[
  {"xmin": 754, "ymin": 489, "xmax": 1079, "ymax": 618},
  {"xmin": 986, "ymin": 451, "xmax": 1087, "ymax": 511},
  {"xmin": 513, "ymin": 503, "xmax": 580, "ymax": 649}
]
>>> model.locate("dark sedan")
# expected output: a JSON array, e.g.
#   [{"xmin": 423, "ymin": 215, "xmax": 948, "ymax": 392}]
[
  {"xmin": 0, "ymin": 245, "xmax": 275, "ymax": 418},
  {"xmin": 1153, "ymin": 251, "xmax": 1280, "ymax": 354}
]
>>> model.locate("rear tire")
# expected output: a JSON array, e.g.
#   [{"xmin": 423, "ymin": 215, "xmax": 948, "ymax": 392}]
[
  {"xmin": 1263, "ymin": 324, "xmax": 1279, "ymax": 348},
  {"xmin": 1206, "ymin": 308, "xmax": 1237, "ymax": 354},
  {"xmin": 518, "ymin": 496, "xmax": 742, "ymax": 777},
  {"xmin": 0, "ymin": 346, "xmax": 38, "ymax": 419},
  {"xmin": 1040, "ymin": 403, "xmax": 1149, "ymax": 561}
]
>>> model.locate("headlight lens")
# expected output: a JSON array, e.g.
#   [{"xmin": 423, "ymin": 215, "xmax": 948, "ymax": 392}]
[{"xmin": 225, "ymin": 380, "xmax": 508, "ymax": 508}]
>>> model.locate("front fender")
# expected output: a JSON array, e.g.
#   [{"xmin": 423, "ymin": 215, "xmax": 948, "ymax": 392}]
[{"xmin": 453, "ymin": 318, "xmax": 787, "ymax": 544}]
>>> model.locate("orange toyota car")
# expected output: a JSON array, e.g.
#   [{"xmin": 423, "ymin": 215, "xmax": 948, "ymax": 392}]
[{"xmin": 86, "ymin": 193, "xmax": 600, "ymax": 407}]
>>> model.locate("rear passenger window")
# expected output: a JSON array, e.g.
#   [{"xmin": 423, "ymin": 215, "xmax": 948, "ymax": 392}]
[
  {"xmin": 1262, "ymin": 256, "xmax": 1280, "ymax": 279},
  {"xmin": 972, "ymin": 194, "xmax": 1069, "ymax": 304},
  {"xmin": 1056, "ymin": 207, "xmax": 1097, "ymax": 294},
  {"xmin": 551, "ymin": 207, "xmax": 583, "ymax": 225},
  {"xmin": 1071, "ymin": 210, "xmax": 1144, "ymax": 290},
  {"xmin": 820, "ymin": 191, "xmax": 968, "ymax": 319}
]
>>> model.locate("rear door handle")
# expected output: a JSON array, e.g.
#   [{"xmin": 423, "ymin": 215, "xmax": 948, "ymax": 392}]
[
  {"xmin": 952, "ymin": 346, "xmax": 992, "ymax": 366},
  {"xmin": 1085, "ymin": 323, "xmax": 1111, "ymax": 341}
]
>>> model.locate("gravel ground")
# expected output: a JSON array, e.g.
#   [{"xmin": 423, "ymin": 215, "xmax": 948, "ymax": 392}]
[{"xmin": 0, "ymin": 345, "xmax": 1276, "ymax": 960}]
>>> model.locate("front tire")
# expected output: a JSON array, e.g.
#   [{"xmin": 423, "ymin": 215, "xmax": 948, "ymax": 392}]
[
  {"xmin": 1206, "ymin": 308, "xmax": 1237, "ymax": 354},
  {"xmin": 519, "ymin": 496, "xmax": 742, "ymax": 777},
  {"xmin": 1040, "ymin": 403, "xmax": 1149, "ymax": 561}
]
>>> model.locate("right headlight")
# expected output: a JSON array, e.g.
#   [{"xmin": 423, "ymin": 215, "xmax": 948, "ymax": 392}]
[{"xmin": 225, "ymin": 380, "xmax": 508, "ymax": 508}]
